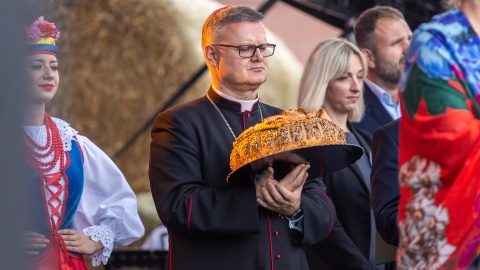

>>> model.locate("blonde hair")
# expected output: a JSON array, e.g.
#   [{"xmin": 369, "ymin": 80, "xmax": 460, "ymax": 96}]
[{"xmin": 297, "ymin": 38, "xmax": 368, "ymax": 122}]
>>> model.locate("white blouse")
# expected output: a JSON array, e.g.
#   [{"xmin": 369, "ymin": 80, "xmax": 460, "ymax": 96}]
[{"xmin": 24, "ymin": 117, "xmax": 144, "ymax": 266}]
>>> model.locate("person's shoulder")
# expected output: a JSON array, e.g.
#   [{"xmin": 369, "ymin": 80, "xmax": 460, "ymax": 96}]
[
  {"xmin": 373, "ymin": 119, "xmax": 399, "ymax": 143},
  {"xmin": 361, "ymin": 85, "xmax": 380, "ymax": 108},
  {"xmin": 50, "ymin": 117, "xmax": 86, "ymax": 151},
  {"xmin": 51, "ymin": 116, "xmax": 74, "ymax": 128},
  {"xmin": 352, "ymin": 124, "xmax": 373, "ymax": 143},
  {"xmin": 420, "ymin": 8, "xmax": 462, "ymax": 32},
  {"xmin": 163, "ymin": 96, "xmax": 208, "ymax": 115},
  {"xmin": 352, "ymin": 114, "xmax": 381, "ymax": 136},
  {"xmin": 154, "ymin": 96, "xmax": 209, "ymax": 122},
  {"xmin": 412, "ymin": 8, "xmax": 464, "ymax": 48},
  {"xmin": 381, "ymin": 119, "xmax": 400, "ymax": 134},
  {"xmin": 150, "ymin": 96, "xmax": 218, "ymax": 135},
  {"xmin": 51, "ymin": 117, "xmax": 80, "ymax": 138}
]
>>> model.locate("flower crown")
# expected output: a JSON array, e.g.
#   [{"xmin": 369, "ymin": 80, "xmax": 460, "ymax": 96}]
[{"xmin": 26, "ymin": 16, "xmax": 60, "ymax": 55}]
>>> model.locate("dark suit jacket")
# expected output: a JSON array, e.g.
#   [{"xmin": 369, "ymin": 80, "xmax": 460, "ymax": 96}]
[
  {"xmin": 305, "ymin": 123, "xmax": 375, "ymax": 270},
  {"xmin": 370, "ymin": 118, "xmax": 400, "ymax": 246},
  {"xmin": 353, "ymin": 83, "xmax": 394, "ymax": 135},
  {"xmin": 149, "ymin": 88, "xmax": 335, "ymax": 270}
]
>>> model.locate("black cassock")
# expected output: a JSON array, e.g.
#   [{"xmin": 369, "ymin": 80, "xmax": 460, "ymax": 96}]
[{"xmin": 149, "ymin": 87, "xmax": 335, "ymax": 270}]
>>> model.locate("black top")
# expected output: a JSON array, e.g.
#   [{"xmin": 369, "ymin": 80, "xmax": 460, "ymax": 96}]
[{"xmin": 304, "ymin": 123, "xmax": 376, "ymax": 270}]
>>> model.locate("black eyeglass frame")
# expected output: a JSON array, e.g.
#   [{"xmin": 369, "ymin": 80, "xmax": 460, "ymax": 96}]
[{"xmin": 210, "ymin": 43, "xmax": 277, "ymax": 58}]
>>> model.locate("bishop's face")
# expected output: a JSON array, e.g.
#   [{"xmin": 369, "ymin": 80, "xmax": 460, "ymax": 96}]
[{"xmin": 209, "ymin": 21, "xmax": 270, "ymax": 99}]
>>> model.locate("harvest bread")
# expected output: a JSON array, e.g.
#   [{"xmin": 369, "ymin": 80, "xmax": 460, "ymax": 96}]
[{"xmin": 227, "ymin": 109, "xmax": 364, "ymax": 184}]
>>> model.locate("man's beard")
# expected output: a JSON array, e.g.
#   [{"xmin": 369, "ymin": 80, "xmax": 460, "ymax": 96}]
[{"xmin": 375, "ymin": 58, "xmax": 404, "ymax": 89}]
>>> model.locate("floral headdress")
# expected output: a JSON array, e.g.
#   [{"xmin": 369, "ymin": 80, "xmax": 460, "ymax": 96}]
[{"xmin": 26, "ymin": 16, "xmax": 60, "ymax": 56}]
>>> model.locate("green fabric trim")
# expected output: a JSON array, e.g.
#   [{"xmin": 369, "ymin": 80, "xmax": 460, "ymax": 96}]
[{"xmin": 403, "ymin": 65, "xmax": 469, "ymax": 118}]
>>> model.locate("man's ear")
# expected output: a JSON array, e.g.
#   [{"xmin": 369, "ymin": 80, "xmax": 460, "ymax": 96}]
[
  {"xmin": 361, "ymin": 48, "xmax": 375, "ymax": 69},
  {"xmin": 205, "ymin": 45, "xmax": 219, "ymax": 68}
]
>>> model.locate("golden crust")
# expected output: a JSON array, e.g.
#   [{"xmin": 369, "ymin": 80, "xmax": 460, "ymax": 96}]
[{"xmin": 229, "ymin": 108, "xmax": 346, "ymax": 173}]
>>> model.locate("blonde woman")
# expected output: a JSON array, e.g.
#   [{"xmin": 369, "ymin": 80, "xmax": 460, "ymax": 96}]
[
  {"xmin": 298, "ymin": 38, "xmax": 366, "ymax": 128},
  {"xmin": 298, "ymin": 38, "xmax": 383, "ymax": 269}
]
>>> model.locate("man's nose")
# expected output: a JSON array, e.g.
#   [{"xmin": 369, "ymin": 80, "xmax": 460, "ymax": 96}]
[
  {"xmin": 251, "ymin": 47, "xmax": 264, "ymax": 61},
  {"xmin": 402, "ymin": 40, "xmax": 410, "ymax": 55}
]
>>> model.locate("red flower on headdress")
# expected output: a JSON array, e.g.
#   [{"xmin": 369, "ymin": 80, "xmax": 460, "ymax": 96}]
[
  {"xmin": 26, "ymin": 16, "xmax": 60, "ymax": 42},
  {"xmin": 39, "ymin": 23, "xmax": 56, "ymax": 37}
]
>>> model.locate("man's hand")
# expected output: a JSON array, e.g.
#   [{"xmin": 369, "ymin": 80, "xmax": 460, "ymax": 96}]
[
  {"xmin": 278, "ymin": 163, "xmax": 310, "ymax": 192},
  {"xmin": 58, "ymin": 229, "xmax": 104, "ymax": 255},
  {"xmin": 255, "ymin": 167, "xmax": 277, "ymax": 200},
  {"xmin": 256, "ymin": 164, "xmax": 309, "ymax": 216}
]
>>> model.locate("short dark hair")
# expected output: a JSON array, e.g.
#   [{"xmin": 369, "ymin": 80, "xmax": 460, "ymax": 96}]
[
  {"xmin": 354, "ymin": 6, "xmax": 404, "ymax": 52},
  {"xmin": 201, "ymin": 6, "xmax": 264, "ymax": 49}
]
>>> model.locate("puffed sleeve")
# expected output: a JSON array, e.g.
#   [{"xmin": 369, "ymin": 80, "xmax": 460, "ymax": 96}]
[{"xmin": 73, "ymin": 135, "xmax": 145, "ymax": 266}]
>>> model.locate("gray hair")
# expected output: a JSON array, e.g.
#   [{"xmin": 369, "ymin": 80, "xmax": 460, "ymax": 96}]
[
  {"xmin": 297, "ymin": 38, "xmax": 368, "ymax": 122},
  {"xmin": 201, "ymin": 6, "xmax": 264, "ymax": 49}
]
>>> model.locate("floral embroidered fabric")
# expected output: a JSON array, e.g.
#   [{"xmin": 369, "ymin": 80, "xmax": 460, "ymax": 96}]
[{"xmin": 399, "ymin": 8, "xmax": 480, "ymax": 269}]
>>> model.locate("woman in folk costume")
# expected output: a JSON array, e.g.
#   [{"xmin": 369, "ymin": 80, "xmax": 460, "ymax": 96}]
[
  {"xmin": 397, "ymin": 0, "xmax": 480, "ymax": 269},
  {"xmin": 23, "ymin": 16, "xmax": 144, "ymax": 269}
]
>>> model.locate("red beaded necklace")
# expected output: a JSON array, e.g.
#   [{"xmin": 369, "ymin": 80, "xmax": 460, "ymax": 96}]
[{"xmin": 23, "ymin": 113, "xmax": 65, "ymax": 173}]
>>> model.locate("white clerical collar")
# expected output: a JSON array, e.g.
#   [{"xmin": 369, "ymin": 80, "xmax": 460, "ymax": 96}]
[{"xmin": 212, "ymin": 85, "xmax": 259, "ymax": 112}]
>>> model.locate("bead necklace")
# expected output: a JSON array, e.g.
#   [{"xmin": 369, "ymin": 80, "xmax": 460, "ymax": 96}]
[
  {"xmin": 24, "ymin": 113, "xmax": 66, "ymax": 232},
  {"xmin": 23, "ymin": 113, "xmax": 65, "ymax": 173},
  {"xmin": 206, "ymin": 93, "xmax": 263, "ymax": 140}
]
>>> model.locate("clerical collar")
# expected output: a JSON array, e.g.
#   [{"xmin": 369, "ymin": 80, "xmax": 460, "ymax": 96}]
[{"xmin": 212, "ymin": 85, "xmax": 259, "ymax": 112}]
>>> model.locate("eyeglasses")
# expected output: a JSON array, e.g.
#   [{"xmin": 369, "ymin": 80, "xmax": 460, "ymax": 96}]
[{"xmin": 210, "ymin": 43, "xmax": 276, "ymax": 58}]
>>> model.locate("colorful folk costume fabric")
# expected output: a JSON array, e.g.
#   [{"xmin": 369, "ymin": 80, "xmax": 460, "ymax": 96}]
[
  {"xmin": 398, "ymin": 8, "xmax": 480, "ymax": 269},
  {"xmin": 24, "ymin": 16, "xmax": 144, "ymax": 269},
  {"xmin": 24, "ymin": 115, "xmax": 144, "ymax": 269}
]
